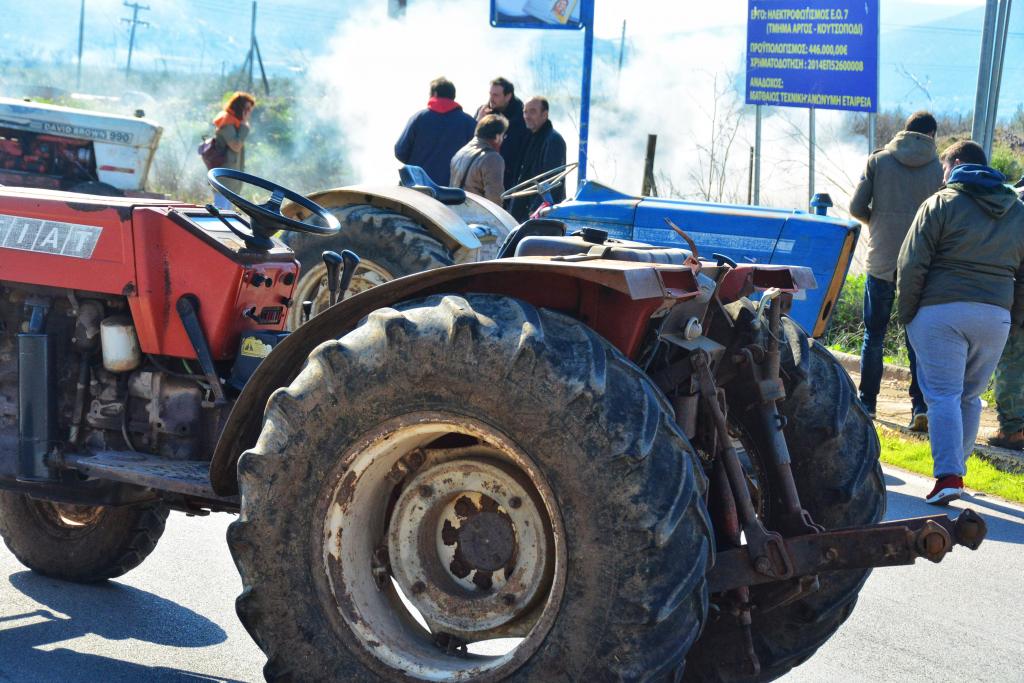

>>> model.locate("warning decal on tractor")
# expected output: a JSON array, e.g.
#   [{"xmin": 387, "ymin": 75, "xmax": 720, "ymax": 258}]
[{"xmin": 0, "ymin": 213, "xmax": 102, "ymax": 259}]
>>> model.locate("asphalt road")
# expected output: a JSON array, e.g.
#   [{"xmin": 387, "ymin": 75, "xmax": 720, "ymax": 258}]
[{"xmin": 1, "ymin": 466, "xmax": 1022, "ymax": 683}]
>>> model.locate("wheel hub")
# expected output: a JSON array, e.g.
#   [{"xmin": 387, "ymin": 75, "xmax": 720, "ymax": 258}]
[
  {"xmin": 447, "ymin": 501, "xmax": 516, "ymax": 574},
  {"xmin": 387, "ymin": 457, "xmax": 551, "ymax": 637}
]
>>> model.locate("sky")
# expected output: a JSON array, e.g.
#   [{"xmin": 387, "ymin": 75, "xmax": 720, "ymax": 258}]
[{"xmin": 1, "ymin": 0, "xmax": 1019, "ymax": 225}]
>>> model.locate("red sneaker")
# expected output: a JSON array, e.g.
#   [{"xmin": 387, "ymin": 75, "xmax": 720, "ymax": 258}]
[{"xmin": 925, "ymin": 475, "xmax": 964, "ymax": 505}]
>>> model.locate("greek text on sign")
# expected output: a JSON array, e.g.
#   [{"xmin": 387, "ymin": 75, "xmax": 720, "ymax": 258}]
[
  {"xmin": 746, "ymin": 0, "xmax": 878, "ymax": 112},
  {"xmin": 0, "ymin": 214, "xmax": 102, "ymax": 259}
]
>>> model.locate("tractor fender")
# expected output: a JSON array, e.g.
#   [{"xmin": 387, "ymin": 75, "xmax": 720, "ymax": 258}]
[
  {"xmin": 208, "ymin": 258, "xmax": 700, "ymax": 495},
  {"xmin": 283, "ymin": 184, "xmax": 484, "ymax": 255}
]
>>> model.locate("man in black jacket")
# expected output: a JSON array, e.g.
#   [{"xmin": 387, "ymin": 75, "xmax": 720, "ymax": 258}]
[
  {"xmin": 476, "ymin": 77, "xmax": 528, "ymax": 189},
  {"xmin": 508, "ymin": 97, "xmax": 567, "ymax": 222}
]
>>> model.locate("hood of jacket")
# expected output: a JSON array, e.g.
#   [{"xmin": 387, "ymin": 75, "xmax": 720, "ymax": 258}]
[
  {"xmin": 947, "ymin": 163, "xmax": 1018, "ymax": 218},
  {"xmin": 213, "ymin": 109, "xmax": 243, "ymax": 128},
  {"xmin": 884, "ymin": 131, "xmax": 938, "ymax": 168},
  {"xmin": 427, "ymin": 97, "xmax": 462, "ymax": 114}
]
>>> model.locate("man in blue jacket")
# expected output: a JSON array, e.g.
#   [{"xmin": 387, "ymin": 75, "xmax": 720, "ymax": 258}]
[{"xmin": 394, "ymin": 77, "xmax": 475, "ymax": 186}]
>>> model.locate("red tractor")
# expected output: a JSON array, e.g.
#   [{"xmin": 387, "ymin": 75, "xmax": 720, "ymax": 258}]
[{"xmin": 0, "ymin": 170, "xmax": 985, "ymax": 681}]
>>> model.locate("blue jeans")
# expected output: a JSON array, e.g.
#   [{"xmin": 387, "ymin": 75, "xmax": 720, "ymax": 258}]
[
  {"xmin": 858, "ymin": 275, "xmax": 926, "ymax": 414},
  {"xmin": 907, "ymin": 302, "xmax": 1010, "ymax": 477}
]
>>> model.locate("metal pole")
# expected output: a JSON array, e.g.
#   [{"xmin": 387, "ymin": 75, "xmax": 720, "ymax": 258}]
[
  {"xmin": 121, "ymin": 2, "xmax": 148, "ymax": 74},
  {"xmin": 972, "ymin": 0, "xmax": 998, "ymax": 143},
  {"xmin": 808, "ymin": 107, "xmax": 816, "ymax": 202},
  {"xmin": 126, "ymin": 5, "xmax": 138, "ymax": 73},
  {"xmin": 747, "ymin": 146, "xmax": 754, "ymax": 205},
  {"xmin": 868, "ymin": 112, "xmax": 877, "ymax": 152},
  {"xmin": 753, "ymin": 104, "xmax": 762, "ymax": 205},
  {"xmin": 617, "ymin": 20, "xmax": 626, "ymax": 73},
  {"xmin": 983, "ymin": 0, "xmax": 1012, "ymax": 157},
  {"xmin": 577, "ymin": 3, "xmax": 594, "ymax": 186},
  {"xmin": 642, "ymin": 134, "xmax": 657, "ymax": 196},
  {"xmin": 77, "ymin": 0, "xmax": 85, "ymax": 88},
  {"xmin": 248, "ymin": 1, "xmax": 257, "ymax": 92}
]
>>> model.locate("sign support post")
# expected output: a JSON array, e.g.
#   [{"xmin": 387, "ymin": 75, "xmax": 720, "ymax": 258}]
[
  {"xmin": 753, "ymin": 105, "xmax": 762, "ymax": 204},
  {"xmin": 491, "ymin": 0, "xmax": 594, "ymax": 189},
  {"xmin": 578, "ymin": 1, "xmax": 594, "ymax": 184},
  {"xmin": 808, "ymin": 107, "xmax": 815, "ymax": 201}
]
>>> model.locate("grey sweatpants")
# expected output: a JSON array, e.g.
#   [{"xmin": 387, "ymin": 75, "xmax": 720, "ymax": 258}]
[{"xmin": 907, "ymin": 302, "xmax": 1011, "ymax": 477}]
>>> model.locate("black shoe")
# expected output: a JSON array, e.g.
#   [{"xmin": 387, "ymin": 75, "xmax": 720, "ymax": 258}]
[
  {"xmin": 860, "ymin": 399, "xmax": 876, "ymax": 418},
  {"xmin": 908, "ymin": 411, "xmax": 928, "ymax": 433}
]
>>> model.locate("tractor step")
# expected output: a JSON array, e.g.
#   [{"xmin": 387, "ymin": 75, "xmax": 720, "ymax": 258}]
[{"xmin": 63, "ymin": 451, "xmax": 236, "ymax": 503}]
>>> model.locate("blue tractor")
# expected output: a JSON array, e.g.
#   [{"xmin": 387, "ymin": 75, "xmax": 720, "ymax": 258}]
[
  {"xmin": 283, "ymin": 163, "xmax": 858, "ymax": 338},
  {"xmin": 503, "ymin": 162, "xmax": 858, "ymax": 338}
]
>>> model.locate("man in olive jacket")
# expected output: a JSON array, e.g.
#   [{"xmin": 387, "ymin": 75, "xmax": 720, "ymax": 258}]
[
  {"xmin": 897, "ymin": 140, "xmax": 1024, "ymax": 504},
  {"xmin": 849, "ymin": 111, "xmax": 943, "ymax": 428}
]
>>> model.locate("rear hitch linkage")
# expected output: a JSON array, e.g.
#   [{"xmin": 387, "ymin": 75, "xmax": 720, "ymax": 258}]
[{"xmin": 693, "ymin": 295, "xmax": 988, "ymax": 676}]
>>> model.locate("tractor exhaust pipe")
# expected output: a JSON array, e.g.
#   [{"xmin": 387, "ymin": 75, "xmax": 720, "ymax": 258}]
[{"xmin": 17, "ymin": 303, "xmax": 58, "ymax": 482}]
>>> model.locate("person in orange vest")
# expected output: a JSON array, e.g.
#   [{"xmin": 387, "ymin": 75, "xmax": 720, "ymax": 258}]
[{"xmin": 212, "ymin": 91, "xmax": 256, "ymax": 209}]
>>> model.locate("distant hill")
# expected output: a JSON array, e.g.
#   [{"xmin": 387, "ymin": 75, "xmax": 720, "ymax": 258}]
[{"xmin": 880, "ymin": 5, "xmax": 1024, "ymax": 116}]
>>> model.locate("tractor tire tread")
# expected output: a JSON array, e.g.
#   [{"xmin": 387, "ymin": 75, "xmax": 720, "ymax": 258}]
[{"xmin": 229, "ymin": 293, "xmax": 713, "ymax": 682}]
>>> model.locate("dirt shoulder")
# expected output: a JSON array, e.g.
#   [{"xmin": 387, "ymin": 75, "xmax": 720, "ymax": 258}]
[{"xmin": 828, "ymin": 346, "xmax": 1024, "ymax": 474}]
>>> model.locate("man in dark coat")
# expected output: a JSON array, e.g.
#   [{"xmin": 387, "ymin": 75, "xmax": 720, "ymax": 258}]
[
  {"xmin": 475, "ymin": 77, "xmax": 528, "ymax": 189},
  {"xmin": 508, "ymin": 97, "xmax": 567, "ymax": 223},
  {"xmin": 394, "ymin": 77, "xmax": 475, "ymax": 186}
]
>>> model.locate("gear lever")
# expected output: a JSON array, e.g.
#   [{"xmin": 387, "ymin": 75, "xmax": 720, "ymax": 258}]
[{"xmin": 322, "ymin": 249, "xmax": 361, "ymax": 308}]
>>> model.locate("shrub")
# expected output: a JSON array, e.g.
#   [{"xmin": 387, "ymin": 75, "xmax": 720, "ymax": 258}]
[{"xmin": 823, "ymin": 274, "xmax": 910, "ymax": 366}]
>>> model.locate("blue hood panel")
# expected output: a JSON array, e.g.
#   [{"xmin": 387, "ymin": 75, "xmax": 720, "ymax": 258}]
[{"xmin": 547, "ymin": 181, "xmax": 859, "ymax": 336}]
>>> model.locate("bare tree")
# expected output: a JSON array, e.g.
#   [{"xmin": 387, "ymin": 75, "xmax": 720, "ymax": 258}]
[{"xmin": 688, "ymin": 72, "xmax": 745, "ymax": 203}]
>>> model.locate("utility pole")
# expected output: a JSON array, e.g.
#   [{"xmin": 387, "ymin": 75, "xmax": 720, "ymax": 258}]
[
  {"xmin": 121, "ymin": 1, "xmax": 149, "ymax": 74},
  {"xmin": 238, "ymin": 2, "xmax": 269, "ymax": 95},
  {"xmin": 248, "ymin": 2, "xmax": 256, "ymax": 90},
  {"xmin": 972, "ymin": 0, "xmax": 1013, "ymax": 157},
  {"xmin": 76, "ymin": 0, "xmax": 85, "ymax": 88},
  {"xmin": 388, "ymin": 0, "xmax": 407, "ymax": 18},
  {"xmin": 617, "ymin": 20, "xmax": 626, "ymax": 73}
]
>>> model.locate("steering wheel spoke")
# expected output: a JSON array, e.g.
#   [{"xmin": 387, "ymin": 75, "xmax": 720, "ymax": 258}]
[
  {"xmin": 500, "ymin": 162, "xmax": 578, "ymax": 202},
  {"xmin": 263, "ymin": 189, "xmax": 286, "ymax": 213}
]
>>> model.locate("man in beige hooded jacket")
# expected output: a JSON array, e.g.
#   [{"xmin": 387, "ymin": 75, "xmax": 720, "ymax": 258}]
[
  {"xmin": 449, "ymin": 114, "xmax": 508, "ymax": 206},
  {"xmin": 849, "ymin": 111, "xmax": 943, "ymax": 429}
]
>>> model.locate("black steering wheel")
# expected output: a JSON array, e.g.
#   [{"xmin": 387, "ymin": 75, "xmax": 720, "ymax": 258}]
[
  {"xmin": 207, "ymin": 168, "xmax": 340, "ymax": 250},
  {"xmin": 500, "ymin": 162, "xmax": 578, "ymax": 201}
]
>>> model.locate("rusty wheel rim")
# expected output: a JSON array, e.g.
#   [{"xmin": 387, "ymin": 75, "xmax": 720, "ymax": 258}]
[
  {"xmin": 315, "ymin": 413, "xmax": 566, "ymax": 680},
  {"xmin": 285, "ymin": 258, "xmax": 393, "ymax": 329}
]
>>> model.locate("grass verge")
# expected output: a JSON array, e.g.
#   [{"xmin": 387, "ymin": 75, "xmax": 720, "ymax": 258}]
[{"xmin": 878, "ymin": 427, "xmax": 1024, "ymax": 504}]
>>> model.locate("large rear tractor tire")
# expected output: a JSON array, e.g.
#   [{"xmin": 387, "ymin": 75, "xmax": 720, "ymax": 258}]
[
  {"xmin": 0, "ymin": 493, "xmax": 168, "ymax": 582},
  {"xmin": 229, "ymin": 294, "xmax": 713, "ymax": 681},
  {"xmin": 684, "ymin": 319, "xmax": 885, "ymax": 682},
  {"xmin": 284, "ymin": 205, "xmax": 453, "ymax": 329}
]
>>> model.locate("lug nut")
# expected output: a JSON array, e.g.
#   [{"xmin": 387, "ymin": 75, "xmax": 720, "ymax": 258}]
[
  {"xmin": 411, "ymin": 581, "xmax": 426, "ymax": 594},
  {"xmin": 508, "ymin": 496, "xmax": 522, "ymax": 509},
  {"xmin": 502, "ymin": 593, "xmax": 516, "ymax": 606},
  {"xmin": 419, "ymin": 485, "xmax": 434, "ymax": 499}
]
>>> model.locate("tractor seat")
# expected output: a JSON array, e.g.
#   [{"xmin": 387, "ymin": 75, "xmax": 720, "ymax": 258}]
[{"xmin": 399, "ymin": 166, "xmax": 466, "ymax": 205}]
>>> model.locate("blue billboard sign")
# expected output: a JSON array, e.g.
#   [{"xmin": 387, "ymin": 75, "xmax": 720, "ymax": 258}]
[
  {"xmin": 745, "ymin": 0, "xmax": 879, "ymax": 112},
  {"xmin": 491, "ymin": 0, "xmax": 584, "ymax": 29}
]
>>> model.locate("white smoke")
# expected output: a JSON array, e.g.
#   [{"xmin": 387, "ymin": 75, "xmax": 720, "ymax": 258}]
[{"xmin": 310, "ymin": 0, "xmax": 873, "ymax": 226}]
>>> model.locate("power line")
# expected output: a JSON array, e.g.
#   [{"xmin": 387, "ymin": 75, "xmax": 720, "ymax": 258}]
[{"xmin": 121, "ymin": 1, "xmax": 150, "ymax": 73}]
